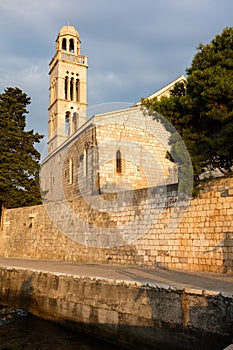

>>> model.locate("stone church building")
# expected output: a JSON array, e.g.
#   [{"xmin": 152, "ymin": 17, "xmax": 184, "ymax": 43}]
[{"xmin": 40, "ymin": 25, "xmax": 182, "ymax": 203}]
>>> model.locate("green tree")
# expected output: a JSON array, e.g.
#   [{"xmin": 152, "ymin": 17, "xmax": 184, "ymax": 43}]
[
  {"xmin": 0, "ymin": 87, "xmax": 44, "ymax": 208},
  {"xmin": 142, "ymin": 27, "xmax": 233, "ymax": 185}
]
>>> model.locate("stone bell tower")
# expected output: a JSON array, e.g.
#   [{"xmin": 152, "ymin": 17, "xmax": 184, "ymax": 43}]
[{"xmin": 48, "ymin": 25, "xmax": 88, "ymax": 154}]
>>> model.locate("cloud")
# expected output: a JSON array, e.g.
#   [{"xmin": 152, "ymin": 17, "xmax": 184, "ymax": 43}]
[{"xmin": 0, "ymin": 0, "xmax": 232, "ymax": 155}]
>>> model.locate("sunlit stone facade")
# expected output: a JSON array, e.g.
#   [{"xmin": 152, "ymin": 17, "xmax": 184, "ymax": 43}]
[
  {"xmin": 48, "ymin": 25, "xmax": 88, "ymax": 154},
  {"xmin": 42, "ymin": 25, "xmax": 179, "ymax": 201}
]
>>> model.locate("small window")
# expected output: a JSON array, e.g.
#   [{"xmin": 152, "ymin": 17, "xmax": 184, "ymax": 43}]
[
  {"xmin": 73, "ymin": 113, "xmax": 78, "ymax": 132},
  {"xmin": 69, "ymin": 158, "xmax": 73, "ymax": 184},
  {"xmin": 116, "ymin": 150, "xmax": 122, "ymax": 173},
  {"xmin": 76, "ymin": 79, "xmax": 80, "ymax": 102},
  {"xmin": 70, "ymin": 77, "xmax": 74, "ymax": 101},
  {"xmin": 65, "ymin": 112, "xmax": 70, "ymax": 136},
  {"xmin": 69, "ymin": 39, "xmax": 74, "ymax": 52},
  {"xmin": 83, "ymin": 148, "xmax": 87, "ymax": 177},
  {"xmin": 96, "ymin": 172, "xmax": 100, "ymax": 192},
  {"xmin": 64, "ymin": 76, "xmax": 68, "ymax": 100},
  {"xmin": 62, "ymin": 38, "xmax": 67, "ymax": 51}
]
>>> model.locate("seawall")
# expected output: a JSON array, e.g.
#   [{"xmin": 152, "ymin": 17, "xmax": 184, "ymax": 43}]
[{"xmin": 0, "ymin": 264, "xmax": 232, "ymax": 349}]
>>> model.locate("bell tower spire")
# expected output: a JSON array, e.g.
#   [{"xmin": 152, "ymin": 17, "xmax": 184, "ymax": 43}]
[{"xmin": 48, "ymin": 25, "xmax": 88, "ymax": 154}]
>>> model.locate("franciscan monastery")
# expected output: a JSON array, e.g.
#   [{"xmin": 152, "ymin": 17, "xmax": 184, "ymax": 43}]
[{"xmin": 40, "ymin": 25, "xmax": 184, "ymax": 202}]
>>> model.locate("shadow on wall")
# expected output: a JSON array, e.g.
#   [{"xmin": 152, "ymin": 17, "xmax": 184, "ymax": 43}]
[
  {"xmin": 19, "ymin": 276, "xmax": 34, "ymax": 310},
  {"xmin": 205, "ymin": 232, "xmax": 233, "ymax": 273},
  {"xmin": 0, "ymin": 269, "xmax": 232, "ymax": 350},
  {"xmin": 15, "ymin": 273, "xmax": 231, "ymax": 350},
  {"xmin": 137, "ymin": 287, "xmax": 233, "ymax": 350}
]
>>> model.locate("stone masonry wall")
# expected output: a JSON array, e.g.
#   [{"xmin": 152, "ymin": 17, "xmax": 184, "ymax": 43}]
[
  {"xmin": 0, "ymin": 267, "xmax": 232, "ymax": 349},
  {"xmin": 0, "ymin": 176, "xmax": 233, "ymax": 273},
  {"xmin": 93, "ymin": 107, "xmax": 177, "ymax": 192},
  {"xmin": 41, "ymin": 106, "xmax": 178, "ymax": 206}
]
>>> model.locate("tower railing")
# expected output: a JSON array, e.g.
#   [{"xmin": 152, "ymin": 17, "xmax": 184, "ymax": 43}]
[
  {"xmin": 49, "ymin": 51, "xmax": 88, "ymax": 71},
  {"xmin": 61, "ymin": 52, "xmax": 88, "ymax": 65}
]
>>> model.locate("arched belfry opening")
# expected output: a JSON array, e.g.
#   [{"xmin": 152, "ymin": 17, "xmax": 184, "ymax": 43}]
[
  {"xmin": 65, "ymin": 112, "xmax": 71, "ymax": 136},
  {"xmin": 69, "ymin": 38, "xmax": 74, "ymax": 52},
  {"xmin": 70, "ymin": 78, "xmax": 74, "ymax": 100},
  {"xmin": 64, "ymin": 76, "xmax": 68, "ymax": 99},
  {"xmin": 62, "ymin": 38, "xmax": 67, "ymax": 51},
  {"xmin": 72, "ymin": 112, "xmax": 78, "ymax": 132}
]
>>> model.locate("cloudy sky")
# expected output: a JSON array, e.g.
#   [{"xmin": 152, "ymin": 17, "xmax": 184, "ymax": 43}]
[{"xmin": 0, "ymin": 0, "xmax": 232, "ymax": 154}]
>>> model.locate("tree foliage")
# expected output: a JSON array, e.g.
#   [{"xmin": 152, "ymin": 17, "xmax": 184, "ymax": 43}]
[
  {"xmin": 142, "ymin": 27, "xmax": 233, "ymax": 185},
  {"xmin": 0, "ymin": 87, "xmax": 44, "ymax": 208}
]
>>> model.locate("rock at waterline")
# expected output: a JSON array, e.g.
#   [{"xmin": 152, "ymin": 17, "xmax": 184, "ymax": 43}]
[{"xmin": 0, "ymin": 305, "xmax": 27, "ymax": 325}]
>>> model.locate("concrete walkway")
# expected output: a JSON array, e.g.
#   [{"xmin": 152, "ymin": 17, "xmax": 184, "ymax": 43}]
[{"xmin": 0, "ymin": 257, "xmax": 232, "ymax": 295}]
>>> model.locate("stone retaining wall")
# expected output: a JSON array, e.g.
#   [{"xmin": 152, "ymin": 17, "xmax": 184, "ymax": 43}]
[{"xmin": 0, "ymin": 176, "xmax": 233, "ymax": 273}]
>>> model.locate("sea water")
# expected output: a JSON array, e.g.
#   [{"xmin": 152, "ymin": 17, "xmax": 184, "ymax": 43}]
[{"xmin": 0, "ymin": 306, "xmax": 125, "ymax": 350}]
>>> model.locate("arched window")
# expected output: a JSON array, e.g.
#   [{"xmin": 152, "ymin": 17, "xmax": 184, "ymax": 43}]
[
  {"xmin": 72, "ymin": 112, "xmax": 78, "ymax": 132},
  {"xmin": 83, "ymin": 148, "xmax": 87, "ymax": 177},
  {"xmin": 62, "ymin": 38, "xmax": 67, "ymax": 51},
  {"xmin": 64, "ymin": 76, "xmax": 68, "ymax": 100},
  {"xmin": 76, "ymin": 79, "xmax": 80, "ymax": 102},
  {"xmin": 65, "ymin": 112, "xmax": 70, "ymax": 136},
  {"xmin": 69, "ymin": 158, "xmax": 73, "ymax": 184},
  {"xmin": 116, "ymin": 150, "xmax": 122, "ymax": 173},
  {"xmin": 69, "ymin": 39, "xmax": 74, "ymax": 52},
  {"xmin": 70, "ymin": 77, "xmax": 74, "ymax": 101},
  {"xmin": 96, "ymin": 172, "xmax": 100, "ymax": 193}
]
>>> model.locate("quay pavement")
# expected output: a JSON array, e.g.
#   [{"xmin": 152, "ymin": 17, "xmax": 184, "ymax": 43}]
[{"xmin": 0, "ymin": 257, "xmax": 232, "ymax": 295}]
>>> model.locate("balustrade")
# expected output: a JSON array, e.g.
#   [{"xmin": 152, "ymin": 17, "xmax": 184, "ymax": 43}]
[{"xmin": 61, "ymin": 52, "xmax": 87, "ymax": 65}]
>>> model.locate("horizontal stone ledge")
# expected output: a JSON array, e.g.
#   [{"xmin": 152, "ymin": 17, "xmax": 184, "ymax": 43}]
[{"xmin": 1, "ymin": 266, "xmax": 227, "ymax": 298}]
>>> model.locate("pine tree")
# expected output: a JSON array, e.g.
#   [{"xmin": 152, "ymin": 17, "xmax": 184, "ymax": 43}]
[
  {"xmin": 186, "ymin": 27, "xmax": 233, "ymax": 175},
  {"xmin": 142, "ymin": 27, "xmax": 233, "ymax": 185},
  {"xmin": 0, "ymin": 87, "xmax": 44, "ymax": 208}
]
